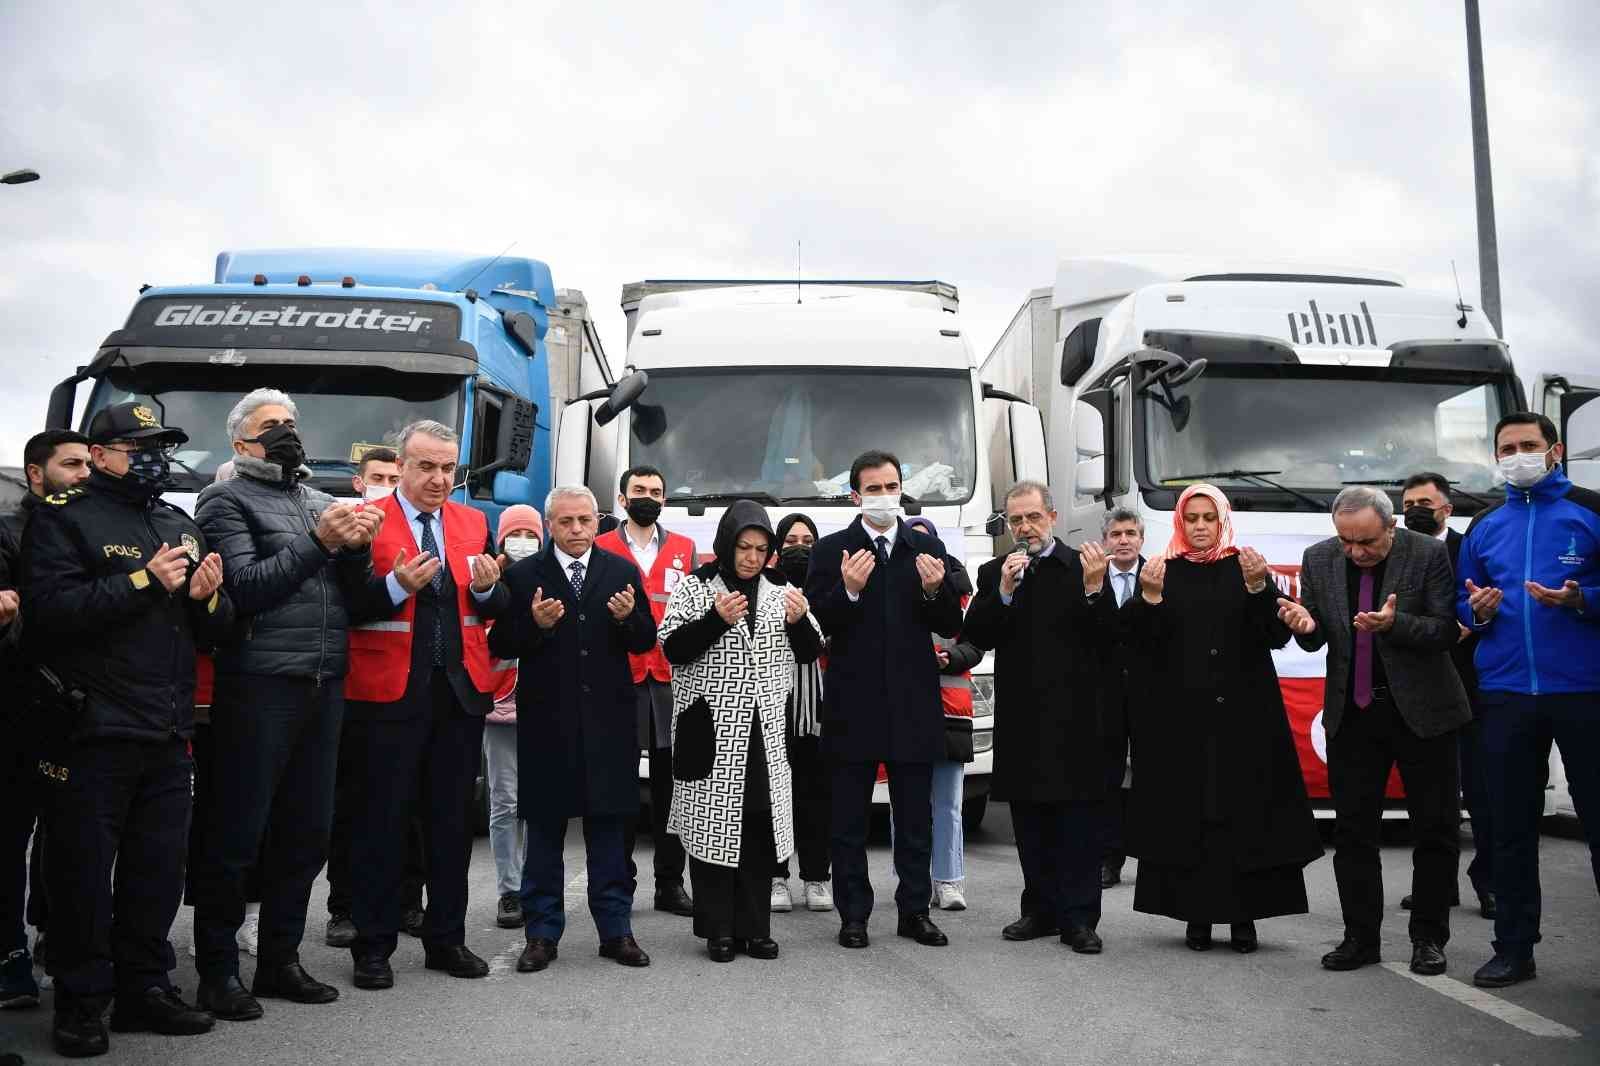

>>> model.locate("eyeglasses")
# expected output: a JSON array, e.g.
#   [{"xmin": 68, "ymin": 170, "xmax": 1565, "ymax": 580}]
[{"xmin": 103, "ymin": 442, "xmax": 178, "ymax": 457}]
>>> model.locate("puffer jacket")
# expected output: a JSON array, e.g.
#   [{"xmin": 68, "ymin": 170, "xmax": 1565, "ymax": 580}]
[{"xmin": 196, "ymin": 455, "xmax": 373, "ymax": 682}]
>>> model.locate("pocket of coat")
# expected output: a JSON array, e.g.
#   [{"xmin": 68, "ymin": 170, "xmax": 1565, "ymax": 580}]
[{"xmin": 673, "ymin": 697, "xmax": 715, "ymax": 782}]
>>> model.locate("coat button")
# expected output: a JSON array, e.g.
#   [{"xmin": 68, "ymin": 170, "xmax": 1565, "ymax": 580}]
[
  {"xmin": 582, "ymin": 684, "xmax": 591, "ymax": 694},
  {"xmin": 1210, "ymin": 648, "xmax": 1218, "ymax": 656},
  {"xmin": 1215, "ymin": 696, "xmax": 1225, "ymax": 704},
  {"xmin": 578, "ymin": 614, "xmax": 586, "ymax": 622},
  {"xmin": 579, "ymin": 649, "xmax": 588, "ymax": 657}
]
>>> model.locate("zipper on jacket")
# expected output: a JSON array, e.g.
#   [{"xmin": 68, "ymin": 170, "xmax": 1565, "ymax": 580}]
[
  {"xmin": 141, "ymin": 500, "xmax": 183, "ymax": 735},
  {"xmin": 1521, "ymin": 491, "xmax": 1540, "ymax": 696},
  {"xmin": 298, "ymin": 484, "xmax": 330, "ymax": 684}
]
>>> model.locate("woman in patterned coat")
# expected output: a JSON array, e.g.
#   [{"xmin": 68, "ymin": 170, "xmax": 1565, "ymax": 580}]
[{"xmin": 660, "ymin": 501, "xmax": 824, "ymax": 962}]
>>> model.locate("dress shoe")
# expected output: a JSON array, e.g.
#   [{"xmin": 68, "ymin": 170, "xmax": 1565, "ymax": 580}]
[
  {"xmin": 1321, "ymin": 938, "xmax": 1381, "ymax": 971},
  {"xmin": 1478, "ymin": 892, "xmax": 1497, "ymax": 920},
  {"xmin": 252, "ymin": 961, "xmax": 340, "ymax": 1003},
  {"xmin": 1185, "ymin": 923, "xmax": 1213, "ymax": 951},
  {"xmin": 896, "ymin": 913, "xmax": 948, "ymax": 947},
  {"xmin": 516, "ymin": 938, "xmax": 557, "ymax": 973},
  {"xmin": 196, "ymin": 976, "xmax": 263, "ymax": 1021},
  {"xmin": 598, "ymin": 935, "xmax": 650, "ymax": 967},
  {"xmin": 1062, "ymin": 926, "xmax": 1102, "ymax": 954},
  {"xmin": 1409, "ymin": 941, "xmax": 1447, "ymax": 976},
  {"xmin": 743, "ymin": 937, "xmax": 780, "ymax": 960},
  {"xmin": 110, "ymin": 985, "xmax": 214, "ymax": 1035},
  {"xmin": 324, "ymin": 915, "xmax": 357, "ymax": 948},
  {"xmin": 351, "ymin": 955, "xmax": 394, "ymax": 990},
  {"xmin": 837, "ymin": 921, "xmax": 870, "ymax": 949},
  {"xmin": 497, "ymin": 892, "xmax": 524, "ymax": 929},
  {"xmin": 53, "ymin": 999, "xmax": 110, "ymax": 1058},
  {"xmin": 424, "ymin": 945, "xmax": 489, "ymax": 979},
  {"xmin": 400, "ymin": 905, "xmax": 425, "ymax": 937},
  {"xmin": 1100, "ymin": 860, "xmax": 1123, "ymax": 889},
  {"xmin": 654, "ymin": 884, "xmax": 695, "ymax": 917},
  {"xmin": 1002, "ymin": 914, "xmax": 1058, "ymax": 942},
  {"xmin": 1229, "ymin": 922, "xmax": 1258, "ymax": 954},
  {"xmin": 1472, "ymin": 952, "xmax": 1535, "ymax": 988},
  {"xmin": 707, "ymin": 938, "xmax": 737, "ymax": 963}
]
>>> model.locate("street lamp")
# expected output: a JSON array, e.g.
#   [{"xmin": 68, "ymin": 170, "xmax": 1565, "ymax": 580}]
[{"xmin": 1, "ymin": 169, "xmax": 40, "ymax": 185}]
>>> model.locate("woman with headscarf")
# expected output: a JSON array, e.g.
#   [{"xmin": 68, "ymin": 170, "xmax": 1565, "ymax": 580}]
[
  {"xmin": 659, "ymin": 501, "xmax": 824, "ymax": 961},
  {"xmin": 1125, "ymin": 484, "xmax": 1322, "ymax": 953}
]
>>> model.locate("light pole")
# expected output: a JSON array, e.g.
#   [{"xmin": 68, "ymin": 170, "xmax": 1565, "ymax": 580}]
[
  {"xmin": 1, "ymin": 169, "xmax": 40, "ymax": 185},
  {"xmin": 1465, "ymin": 0, "xmax": 1502, "ymax": 338}
]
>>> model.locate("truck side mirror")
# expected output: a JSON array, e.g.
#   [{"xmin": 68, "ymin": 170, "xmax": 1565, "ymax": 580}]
[
  {"xmin": 490, "ymin": 470, "xmax": 533, "ymax": 507},
  {"xmin": 1060, "ymin": 318, "xmax": 1101, "ymax": 386},
  {"xmin": 1562, "ymin": 391, "xmax": 1600, "ymax": 490},
  {"xmin": 1074, "ymin": 397, "xmax": 1108, "ymax": 499},
  {"xmin": 468, "ymin": 384, "xmax": 537, "ymax": 496},
  {"xmin": 1006, "ymin": 401, "xmax": 1048, "ymax": 484},
  {"xmin": 504, "ymin": 311, "xmax": 539, "ymax": 358},
  {"xmin": 595, "ymin": 370, "xmax": 649, "ymax": 427}
]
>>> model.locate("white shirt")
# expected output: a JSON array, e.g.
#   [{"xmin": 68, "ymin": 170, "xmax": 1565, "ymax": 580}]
[
  {"xmin": 998, "ymin": 539, "xmax": 1056, "ymax": 606},
  {"xmin": 385, "ymin": 490, "xmax": 496, "ymax": 606},
  {"xmin": 1110, "ymin": 560, "xmax": 1139, "ymax": 606},
  {"xmin": 846, "ymin": 517, "xmax": 902, "ymax": 602},
  {"xmin": 622, "ymin": 522, "xmax": 661, "ymax": 576},
  {"xmin": 553, "ymin": 544, "xmax": 595, "ymax": 592}
]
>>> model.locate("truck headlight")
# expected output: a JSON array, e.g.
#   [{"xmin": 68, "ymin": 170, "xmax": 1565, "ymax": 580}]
[
  {"xmin": 972, "ymin": 729, "xmax": 994, "ymax": 754},
  {"xmin": 971, "ymin": 674, "xmax": 995, "ymax": 719}
]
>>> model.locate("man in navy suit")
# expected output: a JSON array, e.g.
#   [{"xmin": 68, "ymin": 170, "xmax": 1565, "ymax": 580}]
[
  {"xmin": 1099, "ymin": 508, "xmax": 1146, "ymax": 889},
  {"xmin": 805, "ymin": 450, "xmax": 964, "ymax": 950}
]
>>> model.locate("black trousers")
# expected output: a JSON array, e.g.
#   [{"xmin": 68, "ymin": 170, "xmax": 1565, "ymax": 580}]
[
  {"xmin": 40, "ymin": 737, "xmax": 191, "ymax": 1004},
  {"xmin": 1010, "ymin": 800, "xmax": 1103, "ymax": 930},
  {"xmin": 1327, "ymin": 695, "xmax": 1460, "ymax": 947},
  {"xmin": 625, "ymin": 695, "xmax": 687, "ymax": 893},
  {"xmin": 1458, "ymin": 713, "xmax": 1493, "ymax": 900},
  {"xmin": 349, "ymin": 672, "xmax": 485, "ymax": 958},
  {"xmin": 1, "ymin": 725, "xmax": 43, "ymax": 954},
  {"xmin": 1101, "ymin": 743, "xmax": 1130, "ymax": 865},
  {"xmin": 327, "ymin": 725, "xmax": 426, "ymax": 918},
  {"xmin": 830, "ymin": 760, "xmax": 932, "ymax": 923},
  {"xmin": 184, "ymin": 723, "xmax": 261, "ymax": 908},
  {"xmin": 691, "ymin": 799, "xmax": 777, "ymax": 941},
  {"xmin": 193, "ymin": 675, "xmax": 343, "ymax": 979},
  {"xmin": 774, "ymin": 733, "xmax": 831, "ymax": 883}
]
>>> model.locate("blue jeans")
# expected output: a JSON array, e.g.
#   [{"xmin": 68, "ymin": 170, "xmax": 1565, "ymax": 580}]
[
  {"xmin": 520, "ymin": 814, "xmax": 633, "ymax": 943},
  {"xmin": 482, "ymin": 724, "xmax": 523, "ymax": 898},
  {"xmin": 1479, "ymin": 691, "xmax": 1600, "ymax": 958}
]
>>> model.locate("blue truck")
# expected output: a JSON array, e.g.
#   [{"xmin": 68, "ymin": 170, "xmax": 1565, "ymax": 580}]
[{"xmin": 46, "ymin": 248, "xmax": 616, "ymax": 518}]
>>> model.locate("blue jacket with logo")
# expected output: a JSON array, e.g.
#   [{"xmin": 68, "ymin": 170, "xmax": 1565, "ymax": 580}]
[{"xmin": 1457, "ymin": 467, "xmax": 1600, "ymax": 695}]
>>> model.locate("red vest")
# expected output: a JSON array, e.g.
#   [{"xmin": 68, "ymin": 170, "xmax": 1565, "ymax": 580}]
[
  {"xmin": 344, "ymin": 493, "xmax": 501, "ymax": 703},
  {"xmin": 935, "ymin": 595, "xmax": 973, "ymax": 718},
  {"xmin": 195, "ymin": 653, "xmax": 215, "ymax": 706},
  {"xmin": 595, "ymin": 526, "xmax": 697, "ymax": 685}
]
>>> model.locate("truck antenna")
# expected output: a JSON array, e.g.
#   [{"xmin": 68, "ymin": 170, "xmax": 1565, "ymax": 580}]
[
  {"xmin": 796, "ymin": 240, "xmax": 802, "ymax": 304},
  {"xmin": 458, "ymin": 240, "xmax": 518, "ymax": 295},
  {"xmin": 1450, "ymin": 259, "xmax": 1470, "ymax": 329}
]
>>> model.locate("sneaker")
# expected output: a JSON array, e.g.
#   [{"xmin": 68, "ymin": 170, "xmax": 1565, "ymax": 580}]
[
  {"xmin": 496, "ymin": 892, "xmax": 523, "ymax": 929},
  {"xmin": 237, "ymin": 907, "xmax": 259, "ymax": 957},
  {"xmin": 770, "ymin": 879, "xmax": 793, "ymax": 913},
  {"xmin": 32, "ymin": 934, "xmax": 51, "ymax": 992},
  {"xmin": 803, "ymin": 881, "xmax": 834, "ymax": 912},
  {"xmin": 0, "ymin": 948, "xmax": 40, "ymax": 1009},
  {"xmin": 933, "ymin": 881, "xmax": 967, "ymax": 911}
]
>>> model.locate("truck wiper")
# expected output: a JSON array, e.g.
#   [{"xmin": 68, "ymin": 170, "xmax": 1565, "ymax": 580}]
[
  {"xmin": 1168, "ymin": 469, "xmax": 1327, "ymax": 512},
  {"xmin": 775, "ymin": 493, "xmax": 852, "ymax": 504},
  {"xmin": 1342, "ymin": 477, "xmax": 1494, "ymax": 508}
]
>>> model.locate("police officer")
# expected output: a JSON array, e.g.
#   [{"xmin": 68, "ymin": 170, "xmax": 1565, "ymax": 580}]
[{"xmin": 20, "ymin": 403, "xmax": 233, "ymax": 1057}]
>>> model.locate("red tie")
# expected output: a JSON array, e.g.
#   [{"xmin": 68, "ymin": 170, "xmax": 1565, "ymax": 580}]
[{"xmin": 1354, "ymin": 570, "xmax": 1374, "ymax": 709}]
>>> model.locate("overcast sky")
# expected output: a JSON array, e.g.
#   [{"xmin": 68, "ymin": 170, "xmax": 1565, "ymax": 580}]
[{"xmin": 1, "ymin": 0, "xmax": 1595, "ymax": 464}]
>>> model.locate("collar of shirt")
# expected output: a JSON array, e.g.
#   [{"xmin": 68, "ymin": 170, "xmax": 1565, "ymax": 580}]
[
  {"xmin": 623, "ymin": 522, "xmax": 663, "ymax": 569},
  {"xmin": 553, "ymin": 544, "xmax": 593, "ymax": 573},
  {"xmin": 1435, "ymin": 526, "xmax": 1449, "ymax": 541},
  {"xmin": 396, "ymin": 489, "xmax": 443, "ymax": 542},
  {"xmin": 1110, "ymin": 558, "xmax": 1137, "ymax": 575},
  {"xmin": 864, "ymin": 517, "xmax": 899, "ymax": 552}
]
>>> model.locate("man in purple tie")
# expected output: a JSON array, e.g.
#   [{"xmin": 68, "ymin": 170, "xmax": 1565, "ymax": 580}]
[{"xmin": 1276, "ymin": 486, "xmax": 1470, "ymax": 977}]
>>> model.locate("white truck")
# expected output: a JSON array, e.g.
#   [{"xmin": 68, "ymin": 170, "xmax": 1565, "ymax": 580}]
[
  {"xmin": 981, "ymin": 255, "xmax": 1600, "ymax": 816},
  {"xmin": 556, "ymin": 279, "xmax": 1008, "ymax": 828}
]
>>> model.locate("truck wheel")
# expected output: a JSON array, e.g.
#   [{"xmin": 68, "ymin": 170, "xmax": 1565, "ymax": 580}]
[{"xmin": 962, "ymin": 795, "xmax": 988, "ymax": 832}]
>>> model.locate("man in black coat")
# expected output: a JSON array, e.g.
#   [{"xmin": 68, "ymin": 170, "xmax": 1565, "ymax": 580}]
[
  {"xmin": 1098, "ymin": 507, "xmax": 1145, "ymax": 889},
  {"xmin": 963, "ymin": 481, "xmax": 1113, "ymax": 953},
  {"xmin": 804, "ymin": 450, "xmax": 963, "ymax": 950},
  {"xmin": 488, "ymin": 485, "xmax": 658, "ymax": 973}
]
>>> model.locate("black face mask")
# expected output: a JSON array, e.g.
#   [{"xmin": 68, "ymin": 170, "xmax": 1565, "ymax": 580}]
[
  {"xmin": 124, "ymin": 447, "xmax": 172, "ymax": 495},
  {"xmin": 778, "ymin": 543, "xmax": 812, "ymax": 584},
  {"xmin": 1403, "ymin": 505, "xmax": 1442, "ymax": 536},
  {"xmin": 247, "ymin": 424, "xmax": 306, "ymax": 478},
  {"xmin": 625, "ymin": 497, "xmax": 662, "ymax": 527}
]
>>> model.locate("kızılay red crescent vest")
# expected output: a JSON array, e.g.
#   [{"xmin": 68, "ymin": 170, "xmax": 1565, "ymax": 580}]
[
  {"xmin": 595, "ymin": 526, "xmax": 697, "ymax": 685},
  {"xmin": 344, "ymin": 493, "xmax": 502, "ymax": 703},
  {"xmin": 935, "ymin": 596, "xmax": 973, "ymax": 719}
]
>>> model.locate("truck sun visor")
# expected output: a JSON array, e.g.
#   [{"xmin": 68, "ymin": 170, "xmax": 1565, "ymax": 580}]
[{"xmin": 104, "ymin": 295, "xmax": 467, "ymax": 354}]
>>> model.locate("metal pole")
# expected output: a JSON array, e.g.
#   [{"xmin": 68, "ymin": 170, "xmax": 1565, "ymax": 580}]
[{"xmin": 1465, "ymin": 0, "xmax": 1502, "ymax": 338}]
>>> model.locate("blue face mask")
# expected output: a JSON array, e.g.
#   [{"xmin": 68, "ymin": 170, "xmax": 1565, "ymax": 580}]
[{"xmin": 126, "ymin": 447, "xmax": 172, "ymax": 488}]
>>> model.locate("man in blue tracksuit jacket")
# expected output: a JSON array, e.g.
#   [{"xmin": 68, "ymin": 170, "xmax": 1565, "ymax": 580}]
[{"xmin": 1456, "ymin": 412, "xmax": 1599, "ymax": 989}]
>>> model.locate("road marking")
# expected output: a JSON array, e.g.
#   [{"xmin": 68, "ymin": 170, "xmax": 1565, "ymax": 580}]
[
  {"xmin": 486, "ymin": 872, "xmax": 588, "ymax": 977},
  {"xmin": 1380, "ymin": 962, "xmax": 1582, "ymax": 1039}
]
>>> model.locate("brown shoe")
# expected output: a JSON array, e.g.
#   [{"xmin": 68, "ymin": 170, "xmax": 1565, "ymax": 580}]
[
  {"xmin": 598, "ymin": 935, "xmax": 650, "ymax": 967},
  {"xmin": 516, "ymin": 938, "xmax": 558, "ymax": 973}
]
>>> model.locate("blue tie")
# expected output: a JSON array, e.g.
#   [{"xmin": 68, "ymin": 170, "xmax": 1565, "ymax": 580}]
[
  {"xmin": 568, "ymin": 559, "xmax": 586, "ymax": 597},
  {"xmin": 417, "ymin": 511, "xmax": 445, "ymax": 667}
]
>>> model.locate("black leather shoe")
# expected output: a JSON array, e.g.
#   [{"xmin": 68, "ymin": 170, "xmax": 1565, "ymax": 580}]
[
  {"xmin": 196, "ymin": 976, "xmax": 263, "ymax": 1020},
  {"xmin": 598, "ymin": 935, "xmax": 650, "ymax": 967},
  {"xmin": 324, "ymin": 915, "xmax": 356, "ymax": 948},
  {"xmin": 110, "ymin": 985, "xmax": 214, "ymax": 1035},
  {"xmin": 743, "ymin": 937, "xmax": 780, "ymax": 960},
  {"xmin": 252, "ymin": 961, "xmax": 340, "ymax": 1003},
  {"xmin": 838, "ymin": 921, "xmax": 870, "ymax": 949},
  {"xmin": 1321, "ymin": 938, "xmax": 1381, "ymax": 971},
  {"xmin": 1185, "ymin": 923, "xmax": 1213, "ymax": 951},
  {"xmin": 1410, "ymin": 941, "xmax": 1447, "ymax": 976},
  {"xmin": 400, "ymin": 905, "xmax": 425, "ymax": 937},
  {"xmin": 1002, "ymin": 914, "xmax": 1059, "ymax": 942},
  {"xmin": 1478, "ymin": 892, "xmax": 1497, "ymax": 920},
  {"xmin": 424, "ymin": 945, "xmax": 489, "ymax": 979},
  {"xmin": 654, "ymin": 884, "xmax": 695, "ymax": 917},
  {"xmin": 516, "ymin": 938, "xmax": 557, "ymax": 973},
  {"xmin": 1100, "ymin": 861, "xmax": 1123, "ymax": 889},
  {"xmin": 897, "ymin": 913, "xmax": 948, "ymax": 947},
  {"xmin": 1473, "ymin": 952, "xmax": 1535, "ymax": 988},
  {"xmin": 1062, "ymin": 926, "xmax": 1102, "ymax": 954},
  {"xmin": 707, "ymin": 937, "xmax": 736, "ymax": 963},
  {"xmin": 1230, "ymin": 922, "xmax": 1258, "ymax": 954},
  {"xmin": 53, "ymin": 999, "xmax": 110, "ymax": 1058},
  {"xmin": 351, "ymin": 955, "xmax": 394, "ymax": 990},
  {"xmin": 497, "ymin": 893, "xmax": 524, "ymax": 929}
]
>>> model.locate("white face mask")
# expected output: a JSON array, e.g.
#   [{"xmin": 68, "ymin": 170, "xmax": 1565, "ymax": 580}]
[
  {"xmin": 362, "ymin": 483, "xmax": 395, "ymax": 502},
  {"xmin": 503, "ymin": 536, "xmax": 541, "ymax": 562},
  {"xmin": 859, "ymin": 493, "xmax": 902, "ymax": 530},
  {"xmin": 1496, "ymin": 448, "xmax": 1553, "ymax": 489}
]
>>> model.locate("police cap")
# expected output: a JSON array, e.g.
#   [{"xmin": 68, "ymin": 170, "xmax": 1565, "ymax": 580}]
[{"xmin": 88, "ymin": 402, "xmax": 189, "ymax": 446}]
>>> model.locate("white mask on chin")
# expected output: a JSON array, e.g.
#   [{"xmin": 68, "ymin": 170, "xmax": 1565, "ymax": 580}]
[
  {"xmin": 859, "ymin": 493, "xmax": 902, "ymax": 530},
  {"xmin": 363, "ymin": 484, "xmax": 395, "ymax": 502}
]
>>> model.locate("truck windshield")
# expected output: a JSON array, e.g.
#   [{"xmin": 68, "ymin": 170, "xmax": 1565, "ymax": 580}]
[
  {"xmin": 83, "ymin": 365, "xmax": 461, "ymax": 493},
  {"xmin": 629, "ymin": 368, "xmax": 977, "ymax": 504},
  {"xmin": 1142, "ymin": 369, "xmax": 1507, "ymax": 493}
]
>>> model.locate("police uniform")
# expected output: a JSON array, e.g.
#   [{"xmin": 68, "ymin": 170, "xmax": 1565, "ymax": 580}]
[{"xmin": 20, "ymin": 404, "xmax": 231, "ymax": 1052}]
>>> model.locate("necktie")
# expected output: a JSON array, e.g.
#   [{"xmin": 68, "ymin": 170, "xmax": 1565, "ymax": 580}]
[
  {"xmin": 416, "ymin": 511, "xmax": 445, "ymax": 667},
  {"xmin": 874, "ymin": 536, "xmax": 889, "ymax": 568},
  {"xmin": 1354, "ymin": 569, "xmax": 1374, "ymax": 708},
  {"xmin": 568, "ymin": 559, "xmax": 586, "ymax": 597},
  {"xmin": 1116, "ymin": 570, "xmax": 1133, "ymax": 607}
]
